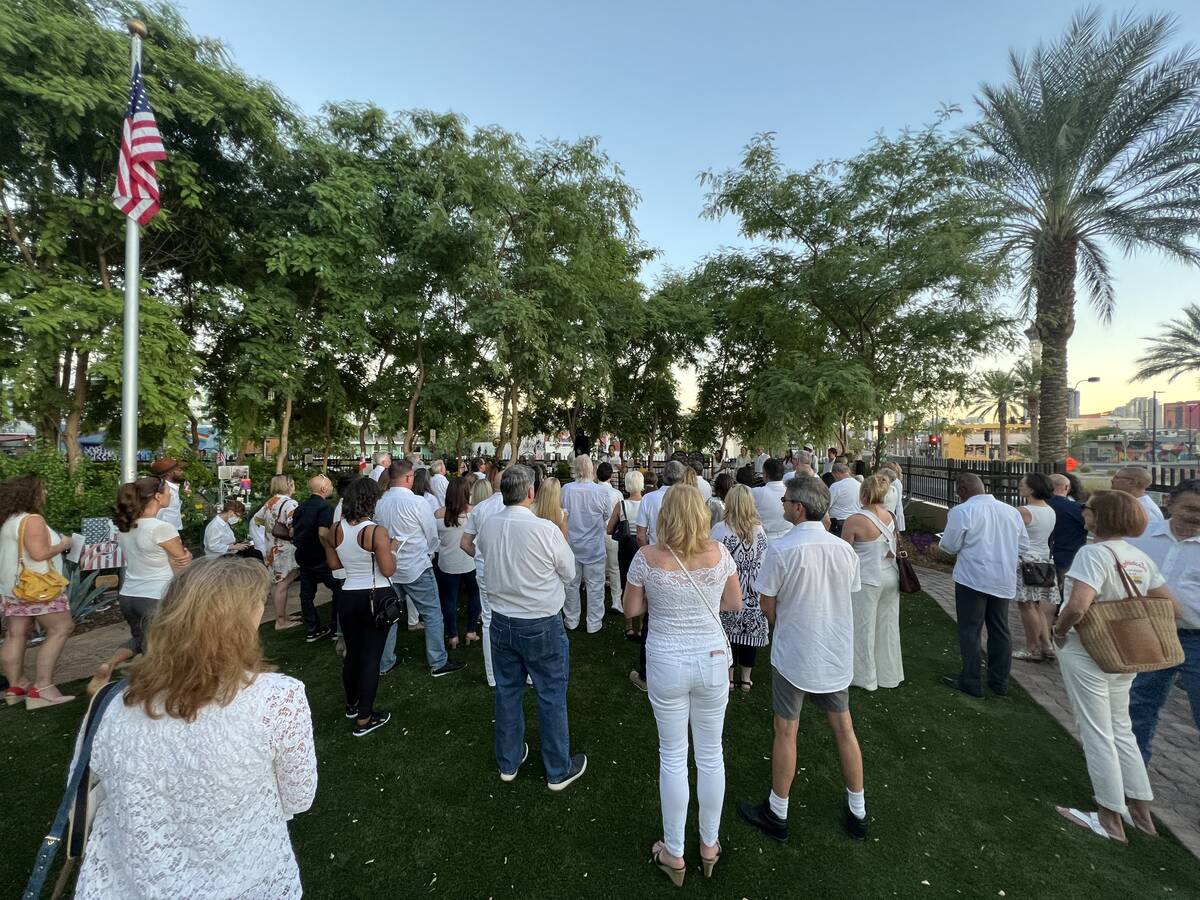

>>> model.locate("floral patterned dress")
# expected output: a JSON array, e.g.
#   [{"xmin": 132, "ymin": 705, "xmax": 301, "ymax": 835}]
[
  {"xmin": 262, "ymin": 495, "xmax": 298, "ymax": 583},
  {"xmin": 713, "ymin": 522, "xmax": 769, "ymax": 647}
]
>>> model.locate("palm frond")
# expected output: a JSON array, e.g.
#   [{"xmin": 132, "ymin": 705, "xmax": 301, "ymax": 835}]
[{"xmin": 1132, "ymin": 302, "xmax": 1200, "ymax": 382}]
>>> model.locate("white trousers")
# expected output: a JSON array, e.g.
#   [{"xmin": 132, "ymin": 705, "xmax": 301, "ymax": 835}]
[
  {"xmin": 1058, "ymin": 633, "xmax": 1153, "ymax": 815},
  {"xmin": 605, "ymin": 536, "xmax": 622, "ymax": 612},
  {"xmin": 646, "ymin": 649, "xmax": 729, "ymax": 858},
  {"xmin": 851, "ymin": 565, "xmax": 903, "ymax": 690},
  {"xmin": 565, "ymin": 558, "xmax": 606, "ymax": 632},
  {"xmin": 477, "ymin": 566, "xmax": 495, "ymax": 687}
]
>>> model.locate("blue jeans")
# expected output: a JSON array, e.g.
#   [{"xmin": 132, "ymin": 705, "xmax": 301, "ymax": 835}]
[
  {"xmin": 491, "ymin": 611, "xmax": 571, "ymax": 782},
  {"xmin": 435, "ymin": 567, "xmax": 481, "ymax": 639},
  {"xmin": 380, "ymin": 567, "xmax": 447, "ymax": 672},
  {"xmin": 1130, "ymin": 630, "xmax": 1200, "ymax": 764}
]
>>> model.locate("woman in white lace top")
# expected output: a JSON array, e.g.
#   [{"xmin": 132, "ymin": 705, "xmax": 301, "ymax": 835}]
[
  {"xmin": 75, "ymin": 558, "xmax": 317, "ymax": 899},
  {"xmin": 623, "ymin": 485, "xmax": 742, "ymax": 887}
]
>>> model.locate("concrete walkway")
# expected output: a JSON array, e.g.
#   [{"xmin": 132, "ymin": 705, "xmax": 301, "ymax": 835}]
[{"xmin": 917, "ymin": 566, "xmax": 1200, "ymax": 859}]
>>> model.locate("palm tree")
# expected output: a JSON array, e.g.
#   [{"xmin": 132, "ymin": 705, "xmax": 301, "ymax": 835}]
[
  {"xmin": 968, "ymin": 369, "xmax": 1025, "ymax": 460},
  {"xmin": 1013, "ymin": 355, "xmax": 1042, "ymax": 457},
  {"xmin": 971, "ymin": 10, "xmax": 1200, "ymax": 463},
  {"xmin": 1134, "ymin": 302, "xmax": 1200, "ymax": 386}
]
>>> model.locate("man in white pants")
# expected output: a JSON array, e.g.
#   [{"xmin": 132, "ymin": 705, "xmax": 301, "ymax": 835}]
[
  {"xmin": 462, "ymin": 486, "xmax": 506, "ymax": 687},
  {"xmin": 596, "ymin": 461, "xmax": 624, "ymax": 613},
  {"xmin": 561, "ymin": 455, "xmax": 613, "ymax": 633}
]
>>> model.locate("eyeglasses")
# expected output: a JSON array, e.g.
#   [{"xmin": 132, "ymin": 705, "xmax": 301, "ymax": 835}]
[{"xmin": 1082, "ymin": 504, "xmax": 1094, "ymax": 511}]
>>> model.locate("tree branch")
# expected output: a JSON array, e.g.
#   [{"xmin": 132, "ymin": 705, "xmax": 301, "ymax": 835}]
[{"xmin": 0, "ymin": 179, "xmax": 36, "ymax": 269}]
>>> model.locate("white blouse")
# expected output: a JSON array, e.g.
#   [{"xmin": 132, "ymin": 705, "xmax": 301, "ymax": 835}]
[
  {"xmin": 75, "ymin": 673, "xmax": 317, "ymax": 899},
  {"xmin": 627, "ymin": 545, "xmax": 735, "ymax": 656}
]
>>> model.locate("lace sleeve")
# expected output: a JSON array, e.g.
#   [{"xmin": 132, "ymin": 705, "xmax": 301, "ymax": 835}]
[
  {"xmin": 264, "ymin": 677, "xmax": 317, "ymax": 817},
  {"xmin": 627, "ymin": 549, "xmax": 649, "ymax": 588},
  {"xmin": 718, "ymin": 543, "xmax": 736, "ymax": 580}
]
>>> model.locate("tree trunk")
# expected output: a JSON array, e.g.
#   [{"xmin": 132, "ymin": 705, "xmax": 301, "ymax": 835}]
[
  {"xmin": 64, "ymin": 350, "xmax": 89, "ymax": 473},
  {"xmin": 1034, "ymin": 238, "xmax": 1078, "ymax": 463},
  {"xmin": 509, "ymin": 383, "xmax": 520, "ymax": 468},
  {"xmin": 1026, "ymin": 392, "xmax": 1039, "ymax": 460},
  {"xmin": 276, "ymin": 393, "xmax": 293, "ymax": 475},
  {"xmin": 497, "ymin": 397, "xmax": 509, "ymax": 455},
  {"xmin": 875, "ymin": 412, "xmax": 887, "ymax": 467},
  {"xmin": 403, "ymin": 337, "xmax": 426, "ymax": 454},
  {"xmin": 187, "ymin": 414, "xmax": 201, "ymax": 452},
  {"xmin": 358, "ymin": 405, "xmax": 374, "ymax": 460},
  {"xmin": 998, "ymin": 399, "xmax": 1008, "ymax": 461}
]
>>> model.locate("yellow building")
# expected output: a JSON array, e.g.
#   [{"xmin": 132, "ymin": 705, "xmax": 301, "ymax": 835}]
[{"xmin": 942, "ymin": 423, "xmax": 1033, "ymax": 461}]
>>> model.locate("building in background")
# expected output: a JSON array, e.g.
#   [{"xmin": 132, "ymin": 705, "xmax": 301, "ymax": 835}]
[
  {"xmin": 1067, "ymin": 389, "xmax": 1081, "ymax": 418},
  {"xmin": 1111, "ymin": 396, "xmax": 1160, "ymax": 430},
  {"xmin": 941, "ymin": 423, "xmax": 1033, "ymax": 461},
  {"xmin": 1162, "ymin": 400, "xmax": 1200, "ymax": 431}
]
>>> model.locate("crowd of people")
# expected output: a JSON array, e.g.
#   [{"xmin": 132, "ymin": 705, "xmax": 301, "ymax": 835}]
[{"xmin": 0, "ymin": 446, "xmax": 1196, "ymax": 890}]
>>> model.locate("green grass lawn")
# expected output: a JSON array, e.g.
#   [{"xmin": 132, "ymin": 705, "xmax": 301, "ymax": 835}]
[{"xmin": 4, "ymin": 594, "xmax": 1199, "ymax": 899}]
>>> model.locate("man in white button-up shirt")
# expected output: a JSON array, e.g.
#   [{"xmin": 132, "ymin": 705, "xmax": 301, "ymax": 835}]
[
  {"xmin": 476, "ymin": 465, "xmax": 587, "ymax": 790},
  {"xmin": 826, "ymin": 464, "xmax": 862, "ymax": 536},
  {"xmin": 1129, "ymin": 479, "xmax": 1200, "ymax": 763},
  {"xmin": 561, "ymin": 455, "xmax": 615, "ymax": 633},
  {"xmin": 461, "ymin": 487, "xmax": 506, "ymax": 687},
  {"xmin": 368, "ymin": 451, "xmax": 391, "ymax": 484},
  {"xmin": 596, "ymin": 461, "xmax": 625, "ymax": 614},
  {"xmin": 429, "ymin": 460, "xmax": 449, "ymax": 507},
  {"xmin": 738, "ymin": 476, "xmax": 870, "ymax": 842},
  {"xmin": 636, "ymin": 460, "xmax": 685, "ymax": 546},
  {"xmin": 752, "ymin": 458, "xmax": 791, "ymax": 541},
  {"xmin": 937, "ymin": 473, "xmax": 1029, "ymax": 698},
  {"xmin": 376, "ymin": 461, "xmax": 464, "ymax": 678}
]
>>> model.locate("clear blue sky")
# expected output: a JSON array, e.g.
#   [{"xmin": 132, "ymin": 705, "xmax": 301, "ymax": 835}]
[{"xmin": 181, "ymin": 0, "xmax": 1200, "ymax": 413}]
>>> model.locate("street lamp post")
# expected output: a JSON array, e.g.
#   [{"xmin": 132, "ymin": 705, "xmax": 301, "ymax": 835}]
[
  {"xmin": 1152, "ymin": 389, "xmax": 1159, "ymax": 467},
  {"xmin": 1069, "ymin": 377, "xmax": 1100, "ymax": 458}
]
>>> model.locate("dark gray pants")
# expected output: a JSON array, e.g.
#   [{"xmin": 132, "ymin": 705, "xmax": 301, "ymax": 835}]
[
  {"xmin": 954, "ymin": 582, "xmax": 1011, "ymax": 695},
  {"xmin": 119, "ymin": 593, "xmax": 162, "ymax": 655}
]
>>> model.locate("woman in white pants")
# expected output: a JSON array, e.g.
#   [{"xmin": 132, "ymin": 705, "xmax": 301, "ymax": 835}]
[
  {"xmin": 1051, "ymin": 490, "xmax": 1181, "ymax": 843},
  {"xmin": 842, "ymin": 474, "xmax": 902, "ymax": 690},
  {"xmin": 623, "ymin": 485, "xmax": 742, "ymax": 887}
]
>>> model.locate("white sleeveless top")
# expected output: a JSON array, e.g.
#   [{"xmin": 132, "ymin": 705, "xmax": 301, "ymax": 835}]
[
  {"xmin": 0, "ymin": 513, "xmax": 63, "ymax": 597},
  {"xmin": 1021, "ymin": 504, "xmax": 1055, "ymax": 562},
  {"xmin": 849, "ymin": 508, "xmax": 897, "ymax": 588},
  {"xmin": 337, "ymin": 520, "xmax": 392, "ymax": 590}
]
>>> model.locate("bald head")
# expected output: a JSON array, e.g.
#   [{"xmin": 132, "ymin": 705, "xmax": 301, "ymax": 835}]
[
  {"xmin": 955, "ymin": 472, "xmax": 985, "ymax": 500},
  {"xmin": 1050, "ymin": 473, "xmax": 1070, "ymax": 496},
  {"xmin": 1113, "ymin": 466, "xmax": 1151, "ymax": 497},
  {"xmin": 308, "ymin": 474, "xmax": 332, "ymax": 497}
]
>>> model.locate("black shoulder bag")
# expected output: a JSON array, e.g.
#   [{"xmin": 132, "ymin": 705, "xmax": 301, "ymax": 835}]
[{"xmin": 362, "ymin": 524, "xmax": 404, "ymax": 628}]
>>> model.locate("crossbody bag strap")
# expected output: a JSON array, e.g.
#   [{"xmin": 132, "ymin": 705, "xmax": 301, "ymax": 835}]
[
  {"xmin": 665, "ymin": 547, "xmax": 731, "ymax": 657},
  {"xmin": 23, "ymin": 679, "xmax": 125, "ymax": 900},
  {"xmin": 1104, "ymin": 543, "xmax": 1145, "ymax": 600},
  {"xmin": 858, "ymin": 508, "xmax": 897, "ymax": 557},
  {"xmin": 16, "ymin": 513, "xmax": 28, "ymax": 573}
]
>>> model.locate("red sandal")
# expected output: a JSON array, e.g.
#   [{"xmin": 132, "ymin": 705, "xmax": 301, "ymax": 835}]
[{"xmin": 4, "ymin": 685, "xmax": 30, "ymax": 706}]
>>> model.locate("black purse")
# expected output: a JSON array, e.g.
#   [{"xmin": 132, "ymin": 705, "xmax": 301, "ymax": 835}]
[
  {"xmin": 611, "ymin": 499, "xmax": 630, "ymax": 543},
  {"xmin": 1020, "ymin": 560, "xmax": 1057, "ymax": 588},
  {"xmin": 363, "ymin": 524, "xmax": 404, "ymax": 628}
]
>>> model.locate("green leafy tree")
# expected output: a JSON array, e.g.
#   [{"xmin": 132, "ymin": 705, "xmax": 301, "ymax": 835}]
[
  {"xmin": 1133, "ymin": 302, "xmax": 1200, "ymax": 388},
  {"xmin": 701, "ymin": 117, "xmax": 1010, "ymax": 463},
  {"xmin": 967, "ymin": 368, "xmax": 1026, "ymax": 460},
  {"xmin": 0, "ymin": 0, "xmax": 289, "ymax": 469},
  {"xmin": 970, "ymin": 9, "xmax": 1200, "ymax": 462}
]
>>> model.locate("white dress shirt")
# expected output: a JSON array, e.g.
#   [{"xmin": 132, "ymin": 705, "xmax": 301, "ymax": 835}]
[
  {"xmin": 421, "ymin": 492, "xmax": 441, "ymax": 516},
  {"xmin": 888, "ymin": 478, "xmax": 906, "ymax": 532},
  {"xmin": 1129, "ymin": 518, "xmax": 1200, "ymax": 629},
  {"xmin": 758, "ymin": 521, "xmax": 862, "ymax": 694},
  {"xmin": 754, "ymin": 453, "xmax": 770, "ymax": 475},
  {"xmin": 476, "ymin": 505, "xmax": 576, "ymax": 619},
  {"xmin": 827, "ymin": 476, "xmax": 862, "ymax": 521},
  {"xmin": 203, "ymin": 516, "xmax": 237, "ymax": 558},
  {"xmin": 1138, "ymin": 493, "xmax": 1165, "ymax": 525},
  {"xmin": 463, "ymin": 491, "xmax": 506, "ymax": 571},
  {"xmin": 821, "ymin": 458, "xmax": 835, "ymax": 476},
  {"xmin": 635, "ymin": 486, "xmax": 670, "ymax": 544},
  {"xmin": 369, "ymin": 464, "xmax": 386, "ymax": 482},
  {"xmin": 695, "ymin": 476, "xmax": 713, "ymax": 502},
  {"xmin": 560, "ymin": 480, "xmax": 613, "ymax": 564},
  {"xmin": 374, "ymin": 486, "xmax": 438, "ymax": 583},
  {"xmin": 430, "ymin": 473, "xmax": 449, "ymax": 506},
  {"xmin": 752, "ymin": 481, "xmax": 790, "ymax": 541},
  {"xmin": 939, "ymin": 493, "xmax": 1030, "ymax": 599},
  {"xmin": 157, "ymin": 480, "xmax": 183, "ymax": 530}
]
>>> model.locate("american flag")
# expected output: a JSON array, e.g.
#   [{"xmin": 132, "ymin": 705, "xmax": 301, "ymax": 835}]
[{"xmin": 113, "ymin": 63, "xmax": 166, "ymax": 225}]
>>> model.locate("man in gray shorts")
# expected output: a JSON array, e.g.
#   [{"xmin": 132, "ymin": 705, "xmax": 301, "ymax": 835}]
[{"xmin": 737, "ymin": 476, "xmax": 870, "ymax": 841}]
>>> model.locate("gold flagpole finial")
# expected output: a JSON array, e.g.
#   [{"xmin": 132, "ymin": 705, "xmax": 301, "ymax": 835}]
[{"xmin": 126, "ymin": 19, "xmax": 147, "ymax": 38}]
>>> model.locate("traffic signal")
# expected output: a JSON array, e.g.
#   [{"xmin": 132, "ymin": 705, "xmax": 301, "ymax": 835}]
[{"xmin": 929, "ymin": 434, "xmax": 940, "ymax": 447}]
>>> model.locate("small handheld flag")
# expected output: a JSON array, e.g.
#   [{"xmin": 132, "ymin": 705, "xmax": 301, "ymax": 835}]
[{"xmin": 113, "ymin": 63, "xmax": 166, "ymax": 225}]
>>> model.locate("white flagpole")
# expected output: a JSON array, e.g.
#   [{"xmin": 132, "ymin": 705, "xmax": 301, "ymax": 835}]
[{"xmin": 119, "ymin": 19, "xmax": 146, "ymax": 485}]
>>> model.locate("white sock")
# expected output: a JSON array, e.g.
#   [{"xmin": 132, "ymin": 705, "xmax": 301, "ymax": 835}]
[
  {"xmin": 847, "ymin": 788, "xmax": 866, "ymax": 820},
  {"xmin": 769, "ymin": 790, "xmax": 789, "ymax": 820}
]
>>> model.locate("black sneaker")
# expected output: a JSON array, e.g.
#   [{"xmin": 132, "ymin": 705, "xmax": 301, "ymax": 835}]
[
  {"xmin": 941, "ymin": 675, "xmax": 984, "ymax": 699},
  {"xmin": 306, "ymin": 626, "xmax": 332, "ymax": 643},
  {"xmin": 432, "ymin": 660, "xmax": 466, "ymax": 678},
  {"xmin": 345, "ymin": 703, "xmax": 358, "ymax": 719},
  {"xmin": 548, "ymin": 753, "xmax": 587, "ymax": 791},
  {"xmin": 844, "ymin": 805, "xmax": 869, "ymax": 840},
  {"xmin": 499, "ymin": 743, "xmax": 530, "ymax": 783},
  {"xmin": 351, "ymin": 711, "xmax": 391, "ymax": 737},
  {"xmin": 738, "ymin": 799, "xmax": 789, "ymax": 842}
]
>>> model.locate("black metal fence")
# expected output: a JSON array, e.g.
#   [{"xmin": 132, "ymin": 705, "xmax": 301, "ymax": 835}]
[
  {"xmin": 1149, "ymin": 465, "xmax": 1198, "ymax": 495},
  {"xmin": 893, "ymin": 456, "xmax": 1061, "ymax": 508}
]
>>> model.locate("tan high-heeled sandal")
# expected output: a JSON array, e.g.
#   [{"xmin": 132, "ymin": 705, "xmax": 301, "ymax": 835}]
[
  {"xmin": 652, "ymin": 847, "xmax": 685, "ymax": 888},
  {"xmin": 701, "ymin": 842, "xmax": 721, "ymax": 878},
  {"xmin": 25, "ymin": 685, "xmax": 76, "ymax": 710}
]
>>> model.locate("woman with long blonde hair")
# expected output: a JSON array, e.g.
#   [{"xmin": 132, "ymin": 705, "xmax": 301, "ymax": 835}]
[
  {"xmin": 713, "ymin": 484, "xmax": 769, "ymax": 693},
  {"xmin": 73, "ymin": 558, "xmax": 317, "ymax": 899},
  {"xmin": 534, "ymin": 476, "xmax": 569, "ymax": 540},
  {"xmin": 470, "ymin": 476, "xmax": 494, "ymax": 506},
  {"xmin": 623, "ymin": 485, "xmax": 743, "ymax": 886}
]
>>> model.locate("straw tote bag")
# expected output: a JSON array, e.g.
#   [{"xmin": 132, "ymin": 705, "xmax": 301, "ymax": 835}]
[{"xmin": 1074, "ymin": 546, "xmax": 1183, "ymax": 674}]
